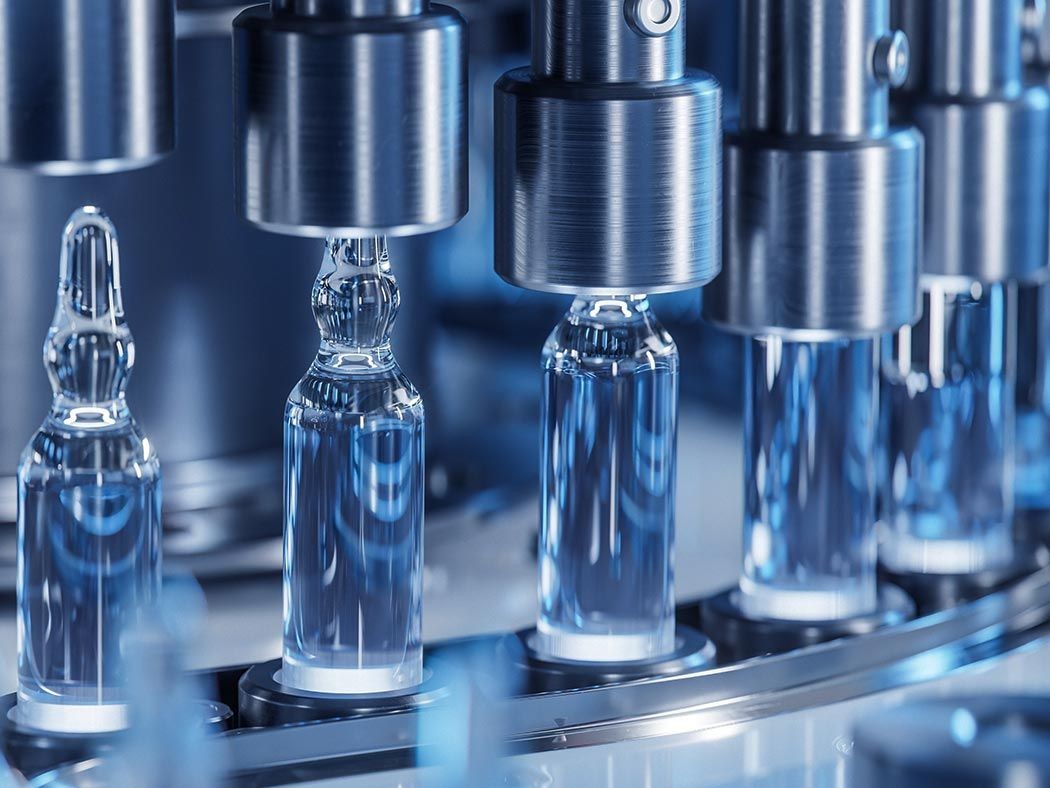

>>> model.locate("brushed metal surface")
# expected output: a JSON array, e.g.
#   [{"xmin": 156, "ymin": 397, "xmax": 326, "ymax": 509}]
[
  {"xmin": 0, "ymin": 0, "xmax": 176, "ymax": 173},
  {"xmin": 534, "ymin": 0, "xmax": 683, "ymax": 82},
  {"xmin": 233, "ymin": 3, "xmax": 468, "ymax": 237},
  {"xmin": 494, "ymin": 74, "xmax": 722, "ymax": 295},
  {"xmin": 706, "ymin": 0, "xmax": 921, "ymax": 338},
  {"xmin": 894, "ymin": 0, "xmax": 1050, "ymax": 283},
  {"xmin": 494, "ymin": 0, "xmax": 722, "ymax": 294},
  {"xmin": 706, "ymin": 131, "xmax": 923, "ymax": 338},
  {"xmin": 894, "ymin": 0, "xmax": 1024, "ymax": 99},
  {"xmin": 741, "ymin": 0, "xmax": 893, "ymax": 138}
]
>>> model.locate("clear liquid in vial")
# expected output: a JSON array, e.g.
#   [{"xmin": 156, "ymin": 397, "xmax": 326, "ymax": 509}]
[
  {"xmin": 17, "ymin": 207, "xmax": 161, "ymax": 733},
  {"xmin": 282, "ymin": 237, "xmax": 425, "ymax": 694},
  {"xmin": 537, "ymin": 295, "xmax": 677, "ymax": 663}
]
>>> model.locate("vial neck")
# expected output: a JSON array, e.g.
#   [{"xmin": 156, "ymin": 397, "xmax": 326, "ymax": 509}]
[
  {"xmin": 569, "ymin": 294, "xmax": 652, "ymax": 322},
  {"xmin": 311, "ymin": 236, "xmax": 400, "ymax": 370},
  {"xmin": 49, "ymin": 395, "xmax": 131, "ymax": 430},
  {"xmin": 315, "ymin": 340, "xmax": 396, "ymax": 373}
]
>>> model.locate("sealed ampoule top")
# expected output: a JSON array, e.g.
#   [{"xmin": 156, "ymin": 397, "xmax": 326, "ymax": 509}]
[{"xmin": 16, "ymin": 206, "xmax": 161, "ymax": 734}]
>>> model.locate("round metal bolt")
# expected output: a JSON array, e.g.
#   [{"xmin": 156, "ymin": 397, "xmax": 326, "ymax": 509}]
[
  {"xmin": 1022, "ymin": 0, "xmax": 1048, "ymax": 65},
  {"xmin": 624, "ymin": 0, "xmax": 681, "ymax": 38},
  {"xmin": 873, "ymin": 31, "xmax": 910, "ymax": 88}
]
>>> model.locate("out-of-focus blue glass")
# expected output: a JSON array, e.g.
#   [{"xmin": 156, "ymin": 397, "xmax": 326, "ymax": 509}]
[
  {"xmin": 18, "ymin": 207, "xmax": 162, "ymax": 733},
  {"xmin": 740, "ymin": 337, "xmax": 879, "ymax": 621},
  {"xmin": 880, "ymin": 279, "xmax": 1016, "ymax": 574},
  {"xmin": 537, "ymin": 295, "xmax": 677, "ymax": 662},
  {"xmin": 283, "ymin": 237, "xmax": 425, "ymax": 694},
  {"xmin": 1016, "ymin": 279, "xmax": 1050, "ymax": 515}
]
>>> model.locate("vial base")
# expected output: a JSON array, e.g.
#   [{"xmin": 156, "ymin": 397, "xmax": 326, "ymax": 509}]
[
  {"xmin": 13, "ymin": 696, "xmax": 128, "ymax": 734},
  {"xmin": 535, "ymin": 619, "xmax": 675, "ymax": 663},
  {"xmin": 880, "ymin": 519, "xmax": 1015, "ymax": 575},
  {"xmin": 280, "ymin": 656, "xmax": 423, "ymax": 695},
  {"xmin": 738, "ymin": 575, "xmax": 878, "ymax": 622}
]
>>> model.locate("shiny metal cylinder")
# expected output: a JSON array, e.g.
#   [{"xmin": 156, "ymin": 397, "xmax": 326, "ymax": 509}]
[
  {"xmin": 894, "ymin": 0, "xmax": 1050, "ymax": 283},
  {"xmin": 0, "ymin": 0, "xmax": 176, "ymax": 174},
  {"xmin": 233, "ymin": 2, "xmax": 467, "ymax": 237},
  {"xmin": 741, "ymin": 0, "xmax": 892, "ymax": 137},
  {"xmin": 494, "ymin": 0, "xmax": 721, "ymax": 294},
  {"xmin": 893, "ymin": 0, "xmax": 1023, "ymax": 99},
  {"xmin": 534, "ymin": 0, "xmax": 684, "ymax": 82},
  {"xmin": 704, "ymin": 0, "xmax": 921, "ymax": 339}
]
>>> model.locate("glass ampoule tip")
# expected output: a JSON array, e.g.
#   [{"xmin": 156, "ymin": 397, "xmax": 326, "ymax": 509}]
[{"xmin": 59, "ymin": 205, "xmax": 125, "ymax": 322}]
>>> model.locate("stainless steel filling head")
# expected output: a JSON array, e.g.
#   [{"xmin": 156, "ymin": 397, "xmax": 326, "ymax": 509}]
[
  {"xmin": 0, "ymin": 0, "xmax": 176, "ymax": 175},
  {"xmin": 233, "ymin": 1, "xmax": 467, "ymax": 238},
  {"xmin": 894, "ymin": 0, "xmax": 1050, "ymax": 284},
  {"xmin": 493, "ymin": 0, "xmax": 722, "ymax": 295},
  {"xmin": 704, "ymin": 0, "xmax": 922, "ymax": 340}
]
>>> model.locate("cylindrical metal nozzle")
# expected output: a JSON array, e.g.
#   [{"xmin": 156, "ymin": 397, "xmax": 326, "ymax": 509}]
[
  {"xmin": 233, "ymin": 1, "xmax": 467, "ymax": 238},
  {"xmin": 0, "ymin": 0, "xmax": 175, "ymax": 175},
  {"xmin": 894, "ymin": 0, "xmax": 1050, "ymax": 283},
  {"xmin": 534, "ymin": 0, "xmax": 684, "ymax": 82},
  {"xmin": 704, "ymin": 0, "xmax": 922, "ymax": 339},
  {"xmin": 493, "ymin": 0, "xmax": 722, "ymax": 295},
  {"xmin": 741, "ymin": 0, "xmax": 903, "ymax": 138}
]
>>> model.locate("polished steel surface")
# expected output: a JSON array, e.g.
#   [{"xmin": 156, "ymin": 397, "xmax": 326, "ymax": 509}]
[
  {"xmin": 740, "ymin": 0, "xmax": 898, "ymax": 137},
  {"xmin": 894, "ymin": 0, "xmax": 1024, "ymax": 99},
  {"xmin": 233, "ymin": 2, "xmax": 468, "ymax": 237},
  {"xmin": 273, "ymin": 0, "xmax": 425, "ymax": 16},
  {"xmin": 0, "ymin": 0, "xmax": 176, "ymax": 174},
  {"xmin": 494, "ymin": 1, "xmax": 722, "ymax": 294},
  {"xmin": 705, "ymin": 0, "xmax": 921, "ymax": 338},
  {"xmin": 535, "ymin": 0, "xmax": 683, "ymax": 82},
  {"xmin": 894, "ymin": 0, "xmax": 1050, "ymax": 283}
]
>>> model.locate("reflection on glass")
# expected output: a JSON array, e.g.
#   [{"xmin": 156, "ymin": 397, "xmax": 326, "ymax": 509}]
[
  {"xmin": 283, "ymin": 238, "xmax": 425, "ymax": 694},
  {"xmin": 18, "ymin": 207, "xmax": 161, "ymax": 733},
  {"xmin": 1016, "ymin": 279, "xmax": 1050, "ymax": 515},
  {"xmin": 880, "ymin": 279, "xmax": 1016, "ymax": 574},
  {"xmin": 537, "ymin": 295, "xmax": 677, "ymax": 662},
  {"xmin": 739, "ymin": 336, "xmax": 879, "ymax": 621}
]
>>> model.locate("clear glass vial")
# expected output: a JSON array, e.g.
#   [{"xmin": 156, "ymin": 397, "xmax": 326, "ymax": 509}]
[
  {"xmin": 880, "ymin": 278, "xmax": 1016, "ymax": 574},
  {"xmin": 739, "ymin": 336, "xmax": 880, "ymax": 621},
  {"xmin": 17, "ymin": 207, "xmax": 162, "ymax": 733},
  {"xmin": 283, "ymin": 237, "xmax": 425, "ymax": 694},
  {"xmin": 537, "ymin": 295, "xmax": 678, "ymax": 663},
  {"xmin": 1015, "ymin": 278, "xmax": 1050, "ymax": 518}
]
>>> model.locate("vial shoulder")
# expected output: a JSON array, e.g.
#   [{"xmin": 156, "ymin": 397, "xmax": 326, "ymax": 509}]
[
  {"xmin": 19, "ymin": 416, "xmax": 160, "ymax": 483},
  {"xmin": 543, "ymin": 307, "xmax": 678, "ymax": 374},
  {"xmin": 287, "ymin": 361, "xmax": 424, "ymax": 420}
]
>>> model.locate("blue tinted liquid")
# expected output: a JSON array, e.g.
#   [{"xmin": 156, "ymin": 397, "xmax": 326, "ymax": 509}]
[
  {"xmin": 18, "ymin": 430, "xmax": 161, "ymax": 730},
  {"xmin": 740, "ymin": 337, "xmax": 879, "ymax": 621},
  {"xmin": 880, "ymin": 280, "xmax": 1016, "ymax": 573},
  {"xmin": 1016, "ymin": 280, "xmax": 1050, "ymax": 513},
  {"xmin": 537, "ymin": 296, "xmax": 677, "ymax": 662},
  {"xmin": 283, "ymin": 374, "xmax": 425, "ymax": 693}
]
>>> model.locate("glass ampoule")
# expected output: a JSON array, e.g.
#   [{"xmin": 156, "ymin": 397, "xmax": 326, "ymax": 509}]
[
  {"xmin": 283, "ymin": 237, "xmax": 425, "ymax": 694},
  {"xmin": 1015, "ymin": 278, "xmax": 1050, "ymax": 523},
  {"xmin": 880, "ymin": 278, "xmax": 1016, "ymax": 574},
  {"xmin": 17, "ymin": 207, "xmax": 162, "ymax": 733},
  {"xmin": 739, "ymin": 336, "xmax": 879, "ymax": 621},
  {"xmin": 537, "ymin": 294, "xmax": 677, "ymax": 662}
]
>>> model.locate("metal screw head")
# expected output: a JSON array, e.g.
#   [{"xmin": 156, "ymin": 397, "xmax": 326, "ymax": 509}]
[
  {"xmin": 873, "ymin": 31, "xmax": 910, "ymax": 88},
  {"xmin": 1022, "ymin": 0, "xmax": 1048, "ymax": 66},
  {"xmin": 624, "ymin": 0, "xmax": 681, "ymax": 38}
]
